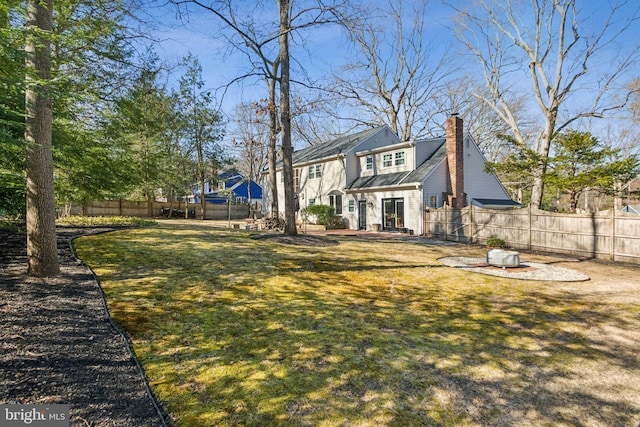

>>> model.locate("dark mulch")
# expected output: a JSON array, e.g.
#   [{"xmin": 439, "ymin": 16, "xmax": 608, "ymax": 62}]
[{"xmin": 0, "ymin": 227, "xmax": 167, "ymax": 426}]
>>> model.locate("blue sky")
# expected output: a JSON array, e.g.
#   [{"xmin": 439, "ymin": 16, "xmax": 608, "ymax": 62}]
[
  {"xmin": 144, "ymin": 0, "xmax": 640, "ymax": 149},
  {"xmin": 146, "ymin": 1, "xmax": 455, "ymax": 111}
]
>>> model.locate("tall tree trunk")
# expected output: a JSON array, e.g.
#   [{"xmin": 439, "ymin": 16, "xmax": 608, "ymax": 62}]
[
  {"xmin": 25, "ymin": 0, "xmax": 59, "ymax": 277},
  {"xmin": 530, "ymin": 115, "xmax": 556, "ymax": 209},
  {"xmin": 267, "ymin": 70, "xmax": 279, "ymax": 218},
  {"xmin": 278, "ymin": 0, "xmax": 297, "ymax": 236},
  {"xmin": 198, "ymin": 153, "xmax": 207, "ymax": 220}
]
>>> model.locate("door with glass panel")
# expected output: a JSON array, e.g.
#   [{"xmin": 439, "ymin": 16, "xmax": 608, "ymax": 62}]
[
  {"xmin": 358, "ymin": 200, "xmax": 367, "ymax": 230},
  {"xmin": 382, "ymin": 198, "xmax": 404, "ymax": 231}
]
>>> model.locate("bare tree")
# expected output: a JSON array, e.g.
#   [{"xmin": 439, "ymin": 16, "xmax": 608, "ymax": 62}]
[
  {"xmin": 332, "ymin": 0, "xmax": 449, "ymax": 141},
  {"xmin": 291, "ymin": 95, "xmax": 347, "ymax": 146},
  {"xmin": 25, "ymin": 0, "xmax": 59, "ymax": 277},
  {"xmin": 278, "ymin": 0, "xmax": 297, "ymax": 234},
  {"xmin": 173, "ymin": 0, "xmax": 353, "ymax": 234},
  {"xmin": 455, "ymin": 0, "xmax": 640, "ymax": 209},
  {"xmin": 630, "ymin": 78, "xmax": 640, "ymax": 124},
  {"xmin": 434, "ymin": 77, "xmax": 531, "ymax": 162},
  {"xmin": 230, "ymin": 103, "xmax": 269, "ymax": 216},
  {"xmin": 231, "ymin": 103, "xmax": 269, "ymax": 183},
  {"xmin": 172, "ymin": 0, "xmax": 282, "ymax": 218}
]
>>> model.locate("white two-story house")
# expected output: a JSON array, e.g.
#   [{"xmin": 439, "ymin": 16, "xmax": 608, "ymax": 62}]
[{"xmin": 265, "ymin": 115, "xmax": 518, "ymax": 235}]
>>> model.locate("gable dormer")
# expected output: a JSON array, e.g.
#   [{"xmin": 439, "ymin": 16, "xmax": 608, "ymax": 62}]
[{"xmin": 355, "ymin": 141, "xmax": 415, "ymax": 177}]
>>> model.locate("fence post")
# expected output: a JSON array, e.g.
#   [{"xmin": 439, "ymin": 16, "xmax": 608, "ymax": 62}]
[
  {"xmin": 444, "ymin": 204, "xmax": 448, "ymax": 241},
  {"xmin": 469, "ymin": 203, "xmax": 473, "ymax": 244},
  {"xmin": 610, "ymin": 208, "xmax": 615, "ymax": 261},
  {"xmin": 528, "ymin": 204, "xmax": 532, "ymax": 250}
]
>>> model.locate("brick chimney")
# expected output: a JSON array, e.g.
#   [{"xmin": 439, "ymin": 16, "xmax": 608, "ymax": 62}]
[{"xmin": 446, "ymin": 114, "xmax": 466, "ymax": 208}]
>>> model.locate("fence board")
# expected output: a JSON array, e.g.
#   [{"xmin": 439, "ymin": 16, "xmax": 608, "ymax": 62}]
[
  {"xmin": 424, "ymin": 206, "xmax": 640, "ymax": 264},
  {"xmin": 66, "ymin": 200, "xmax": 260, "ymax": 221}
]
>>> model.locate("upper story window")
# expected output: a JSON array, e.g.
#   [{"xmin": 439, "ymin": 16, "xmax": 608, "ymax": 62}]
[
  {"xmin": 382, "ymin": 151, "xmax": 406, "ymax": 168},
  {"xmin": 308, "ymin": 164, "xmax": 322, "ymax": 179},
  {"xmin": 294, "ymin": 168, "xmax": 300, "ymax": 192},
  {"xmin": 365, "ymin": 156, "xmax": 373, "ymax": 170}
]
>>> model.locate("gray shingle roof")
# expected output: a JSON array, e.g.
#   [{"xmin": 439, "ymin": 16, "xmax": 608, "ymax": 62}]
[
  {"xmin": 291, "ymin": 126, "xmax": 386, "ymax": 165},
  {"xmin": 401, "ymin": 141, "xmax": 446, "ymax": 183},
  {"xmin": 346, "ymin": 140, "xmax": 447, "ymax": 190},
  {"xmin": 346, "ymin": 171, "xmax": 412, "ymax": 190}
]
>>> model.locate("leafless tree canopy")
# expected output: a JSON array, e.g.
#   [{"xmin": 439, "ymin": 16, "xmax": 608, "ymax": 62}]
[
  {"xmin": 454, "ymin": 0, "xmax": 640, "ymax": 208},
  {"xmin": 230, "ymin": 103, "xmax": 270, "ymax": 184},
  {"xmin": 330, "ymin": 0, "xmax": 450, "ymax": 142}
]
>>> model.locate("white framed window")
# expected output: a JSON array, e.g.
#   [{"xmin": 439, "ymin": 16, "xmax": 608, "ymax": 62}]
[
  {"xmin": 329, "ymin": 194, "xmax": 343, "ymax": 215},
  {"xmin": 383, "ymin": 153, "xmax": 393, "ymax": 168},
  {"xmin": 348, "ymin": 199, "xmax": 355, "ymax": 213},
  {"xmin": 280, "ymin": 172, "xmax": 284, "ymax": 182},
  {"xmin": 308, "ymin": 164, "xmax": 322, "ymax": 179},
  {"xmin": 365, "ymin": 156, "xmax": 373, "ymax": 170},
  {"xmin": 395, "ymin": 151, "xmax": 405, "ymax": 166},
  {"xmin": 308, "ymin": 198, "xmax": 316, "ymax": 205}
]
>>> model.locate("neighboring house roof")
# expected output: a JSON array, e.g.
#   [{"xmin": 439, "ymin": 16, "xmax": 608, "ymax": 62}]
[
  {"xmin": 623, "ymin": 204, "xmax": 640, "ymax": 214},
  {"xmin": 283, "ymin": 126, "xmax": 388, "ymax": 167},
  {"xmin": 347, "ymin": 140, "xmax": 447, "ymax": 190},
  {"xmin": 472, "ymin": 198, "xmax": 522, "ymax": 209},
  {"xmin": 196, "ymin": 170, "xmax": 263, "ymax": 200}
]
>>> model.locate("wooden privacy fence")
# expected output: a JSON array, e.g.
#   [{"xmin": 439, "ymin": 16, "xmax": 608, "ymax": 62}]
[
  {"xmin": 67, "ymin": 200, "xmax": 261, "ymax": 221},
  {"xmin": 424, "ymin": 205, "xmax": 640, "ymax": 264}
]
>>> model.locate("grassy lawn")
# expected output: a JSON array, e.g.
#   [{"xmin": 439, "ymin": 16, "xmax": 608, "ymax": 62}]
[{"xmin": 73, "ymin": 222, "xmax": 640, "ymax": 426}]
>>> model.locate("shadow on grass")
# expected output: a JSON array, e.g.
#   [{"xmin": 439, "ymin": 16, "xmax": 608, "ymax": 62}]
[{"xmin": 74, "ymin": 226, "xmax": 640, "ymax": 427}]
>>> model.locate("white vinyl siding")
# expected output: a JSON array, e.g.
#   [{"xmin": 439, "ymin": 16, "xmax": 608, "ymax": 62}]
[{"xmin": 462, "ymin": 135, "xmax": 511, "ymax": 201}]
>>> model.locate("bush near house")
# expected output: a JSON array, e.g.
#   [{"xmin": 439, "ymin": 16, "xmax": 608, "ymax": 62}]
[{"xmin": 301, "ymin": 204, "xmax": 345, "ymax": 228}]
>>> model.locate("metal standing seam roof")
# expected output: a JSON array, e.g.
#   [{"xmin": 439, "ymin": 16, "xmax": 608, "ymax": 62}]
[{"xmin": 346, "ymin": 140, "xmax": 447, "ymax": 190}]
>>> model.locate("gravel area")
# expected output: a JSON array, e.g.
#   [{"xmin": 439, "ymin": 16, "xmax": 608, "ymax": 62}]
[
  {"xmin": 438, "ymin": 256, "xmax": 591, "ymax": 281},
  {"xmin": 0, "ymin": 227, "xmax": 167, "ymax": 426}
]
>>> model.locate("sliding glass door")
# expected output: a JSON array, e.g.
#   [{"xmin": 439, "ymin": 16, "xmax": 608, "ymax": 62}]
[{"xmin": 382, "ymin": 198, "xmax": 404, "ymax": 231}]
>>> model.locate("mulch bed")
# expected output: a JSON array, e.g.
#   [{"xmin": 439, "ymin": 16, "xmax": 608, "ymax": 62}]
[{"xmin": 0, "ymin": 227, "xmax": 167, "ymax": 426}]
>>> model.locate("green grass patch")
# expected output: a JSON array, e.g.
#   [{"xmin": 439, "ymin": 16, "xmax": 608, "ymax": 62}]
[
  {"xmin": 73, "ymin": 224, "xmax": 630, "ymax": 426},
  {"xmin": 56, "ymin": 215, "xmax": 156, "ymax": 227}
]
